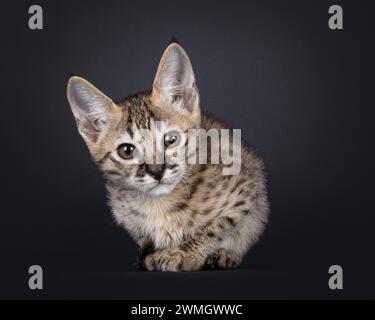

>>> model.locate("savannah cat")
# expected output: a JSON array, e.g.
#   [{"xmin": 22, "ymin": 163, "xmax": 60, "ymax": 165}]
[{"xmin": 66, "ymin": 41, "xmax": 269, "ymax": 271}]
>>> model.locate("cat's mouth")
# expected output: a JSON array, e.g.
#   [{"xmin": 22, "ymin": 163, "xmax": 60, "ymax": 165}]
[{"xmin": 144, "ymin": 180, "xmax": 175, "ymax": 189}]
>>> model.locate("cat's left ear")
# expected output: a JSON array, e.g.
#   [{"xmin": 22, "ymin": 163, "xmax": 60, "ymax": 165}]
[{"xmin": 151, "ymin": 43, "xmax": 200, "ymax": 116}]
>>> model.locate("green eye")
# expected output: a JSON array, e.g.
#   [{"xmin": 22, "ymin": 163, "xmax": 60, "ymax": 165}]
[
  {"xmin": 118, "ymin": 143, "xmax": 135, "ymax": 159},
  {"xmin": 164, "ymin": 133, "xmax": 179, "ymax": 147}
]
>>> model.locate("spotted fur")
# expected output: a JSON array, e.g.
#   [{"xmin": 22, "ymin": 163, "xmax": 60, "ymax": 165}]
[{"xmin": 67, "ymin": 42, "xmax": 269, "ymax": 271}]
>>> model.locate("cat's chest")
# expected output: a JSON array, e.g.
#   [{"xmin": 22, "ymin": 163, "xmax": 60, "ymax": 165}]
[{"xmin": 117, "ymin": 197, "xmax": 188, "ymax": 249}]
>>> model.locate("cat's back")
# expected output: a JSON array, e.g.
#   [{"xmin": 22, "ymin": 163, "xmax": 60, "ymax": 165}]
[{"xmin": 199, "ymin": 112, "xmax": 265, "ymax": 176}]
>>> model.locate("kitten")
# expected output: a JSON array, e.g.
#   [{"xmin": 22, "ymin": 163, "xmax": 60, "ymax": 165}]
[{"xmin": 66, "ymin": 41, "xmax": 269, "ymax": 271}]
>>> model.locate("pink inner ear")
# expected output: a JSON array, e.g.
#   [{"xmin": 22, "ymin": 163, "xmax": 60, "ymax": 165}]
[
  {"xmin": 75, "ymin": 117, "xmax": 101, "ymax": 142},
  {"xmin": 170, "ymin": 88, "xmax": 196, "ymax": 113},
  {"xmin": 152, "ymin": 45, "xmax": 198, "ymax": 113},
  {"xmin": 68, "ymin": 77, "xmax": 114, "ymax": 142}
]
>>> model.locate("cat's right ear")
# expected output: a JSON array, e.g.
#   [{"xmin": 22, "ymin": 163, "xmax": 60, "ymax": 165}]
[{"xmin": 67, "ymin": 76, "xmax": 119, "ymax": 143}]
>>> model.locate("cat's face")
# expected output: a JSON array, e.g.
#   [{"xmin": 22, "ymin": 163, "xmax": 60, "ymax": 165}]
[
  {"xmin": 67, "ymin": 43, "xmax": 200, "ymax": 197},
  {"xmin": 96, "ymin": 97, "xmax": 196, "ymax": 197}
]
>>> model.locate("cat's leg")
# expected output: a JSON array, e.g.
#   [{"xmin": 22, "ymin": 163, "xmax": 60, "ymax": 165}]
[{"xmin": 144, "ymin": 215, "xmax": 248, "ymax": 272}]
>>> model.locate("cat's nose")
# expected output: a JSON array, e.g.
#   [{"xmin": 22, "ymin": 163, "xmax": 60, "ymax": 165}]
[{"xmin": 145, "ymin": 164, "xmax": 165, "ymax": 181}]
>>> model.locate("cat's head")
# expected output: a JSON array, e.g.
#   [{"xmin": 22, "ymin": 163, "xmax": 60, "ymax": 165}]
[{"xmin": 67, "ymin": 43, "xmax": 200, "ymax": 197}]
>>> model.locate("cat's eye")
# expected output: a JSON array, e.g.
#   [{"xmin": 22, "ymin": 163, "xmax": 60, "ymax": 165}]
[
  {"xmin": 164, "ymin": 132, "xmax": 179, "ymax": 148},
  {"xmin": 117, "ymin": 143, "xmax": 136, "ymax": 159}
]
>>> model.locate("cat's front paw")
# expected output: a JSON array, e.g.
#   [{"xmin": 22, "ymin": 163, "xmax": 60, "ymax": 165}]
[
  {"xmin": 205, "ymin": 248, "xmax": 241, "ymax": 269},
  {"xmin": 144, "ymin": 249, "xmax": 205, "ymax": 272}
]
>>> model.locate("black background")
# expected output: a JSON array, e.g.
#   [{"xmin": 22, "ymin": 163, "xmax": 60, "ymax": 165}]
[{"xmin": 1, "ymin": 0, "xmax": 374, "ymax": 299}]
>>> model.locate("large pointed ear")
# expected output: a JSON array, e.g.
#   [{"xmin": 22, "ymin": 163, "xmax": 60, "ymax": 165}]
[
  {"xmin": 150, "ymin": 43, "xmax": 200, "ymax": 115},
  {"xmin": 67, "ymin": 76, "xmax": 119, "ymax": 143}
]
